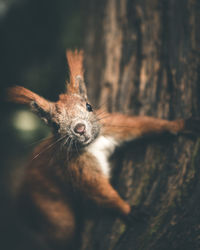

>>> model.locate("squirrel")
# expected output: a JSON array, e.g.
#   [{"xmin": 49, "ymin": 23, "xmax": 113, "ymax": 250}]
[{"xmin": 8, "ymin": 50, "xmax": 200, "ymax": 250}]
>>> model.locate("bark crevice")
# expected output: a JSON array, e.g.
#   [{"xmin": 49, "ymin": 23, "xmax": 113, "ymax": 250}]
[{"xmin": 82, "ymin": 1, "xmax": 200, "ymax": 249}]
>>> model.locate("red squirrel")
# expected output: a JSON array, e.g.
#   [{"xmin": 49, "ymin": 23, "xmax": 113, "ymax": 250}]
[{"xmin": 8, "ymin": 50, "xmax": 200, "ymax": 250}]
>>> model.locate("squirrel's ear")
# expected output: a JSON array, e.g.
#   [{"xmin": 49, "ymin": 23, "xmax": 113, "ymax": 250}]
[
  {"xmin": 66, "ymin": 49, "xmax": 87, "ymax": 100},
  {"xmin": 75, "ymin": 75, "xmax": 87, "ymax": 100},
  {"xmin": 7, "ymin": 86, "xmax": 54, "ymax": 124}
]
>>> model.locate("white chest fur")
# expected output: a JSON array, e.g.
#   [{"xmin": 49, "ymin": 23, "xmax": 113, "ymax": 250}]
[{"xmin": 87, "ymin": 136, "xmax": 118, "ymax": 177}]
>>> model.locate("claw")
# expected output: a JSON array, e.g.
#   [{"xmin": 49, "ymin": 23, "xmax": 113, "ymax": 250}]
[
  {"xmin": 125, "ymin": 205, "xmax": 151, "ymax": 225},
  {"xmin": 184, "ymin": 117, "xmax": 200, "ymax": 135}
]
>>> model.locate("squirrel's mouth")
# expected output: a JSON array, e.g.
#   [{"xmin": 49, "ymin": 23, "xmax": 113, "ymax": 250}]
[
  {"xmin": 75, "ymin": 134, "xmax": 92, "ymax": 146},
  {"xmin": 61, "ymin": 133, "xmax": 92, "ymax": 149}
]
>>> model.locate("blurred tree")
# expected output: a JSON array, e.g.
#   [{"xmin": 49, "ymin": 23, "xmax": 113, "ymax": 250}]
[
  {"xmin": 0, "ymin": 1, "xmax": 84, "ymax": 249},
  {"xmin": 1, "ymin": 0, "xmax": 200, "ymax": 249},
  {"xmin": 81, "ymin": 0, "xmax": 200, "ymax": 249}
]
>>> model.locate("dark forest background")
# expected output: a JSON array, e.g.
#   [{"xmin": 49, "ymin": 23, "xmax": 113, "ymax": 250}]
[
  {"xmin": 0, "ymin": 0, "xmax": 85, "ymax": 249},
  {"xmin": 1, "ymin": 0, "xmax": 200, "ymax": 250}
]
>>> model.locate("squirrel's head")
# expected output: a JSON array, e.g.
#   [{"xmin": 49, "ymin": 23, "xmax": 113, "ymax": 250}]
[{"xmin": 8, "ymin": 50, "xmax": 100, "ymax": 148}]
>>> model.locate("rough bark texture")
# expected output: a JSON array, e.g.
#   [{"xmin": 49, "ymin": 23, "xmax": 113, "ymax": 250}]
[{"xmin": 82, "ymin": 0, "xmax": 200, "ymax": 249}]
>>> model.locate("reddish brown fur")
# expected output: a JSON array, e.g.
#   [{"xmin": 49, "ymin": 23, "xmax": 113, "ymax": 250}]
[
  {"xmin": 68, "ymin": 153, "xmax": 131, "ymax": 216},
  {"xmin": 66, "ymin": 50, "xmax": 84, "ymax": 93},
  {"xmin": 100, "ymin": 112, "xmax": 185, "ymax": 141},
  {"xmin": 17, "ymin": 139, "xmax": 77, "ymax": 249},
  {"xmin": 19, "ymin": 137, "xmax": 130, "ymax": 249},
  {"xmin": 7, "ymin": 86, "xmax": 52, "ymax": 112},
  {"xmin": 7, "ymin": 50, "xmax": 199, "ymax": 250}
]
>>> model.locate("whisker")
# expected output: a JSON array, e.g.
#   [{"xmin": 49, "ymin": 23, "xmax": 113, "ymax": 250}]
[
  {"xmin": 75, "ymin": 140, "xmax": 80, "ymax": 156},
  {"xmin": 95, "ymin": 100, "xmax": 109, "ymax": 109},
  {"xmin": 90, "ymin": 114, "xmax": 111, "ymax": 124},
  {"xmin": 95, "ymin": 109, "xmax": 107, "ymax": 118},
  {"xmin": 27, "ymin": 135, "xmax": 52, "ymax": 147},
  {"xmin": 66, "ymin": 138, "xmax": 72, "ymax": 161},
  {"xmin": 95, "ymin": 115, "xmax": 111, "ymax": 122},
  {"xmin": 63, "ymin": 136, "xmax": 71, "ymax": 146},
  {"xmin": 100, "ymin": 124, "xmax": 137, "ymax": 129},
  {"xmin": 32, "ymin": 134, "xmax": 68, "ymax": 161}
]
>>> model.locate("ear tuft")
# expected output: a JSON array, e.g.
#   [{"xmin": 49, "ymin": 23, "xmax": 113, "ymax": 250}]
[
  {"xmin": 65, "ymin": 50, "xmax": 88, "ymax": 99},
  {"xmin": 7, "ymin": 86, "xmax": 51, "ymax": 111},
  {"xmin": 66, "ymin": 49, "xmax": 84, "ymax": 84},
  {"xmin": 75, "ymin": 75, "xmax": 87, "ymax": 100},
  {"xmin": 66, "ymin": 50, "xmax": 84, "ymax": 91},
  {"xmin": 7, "ymin": 86, "xmax": 54, "ymax": 125},
  {"xmin": 8, "ymin": 86, "xmax": 37, "ymax": 104}
]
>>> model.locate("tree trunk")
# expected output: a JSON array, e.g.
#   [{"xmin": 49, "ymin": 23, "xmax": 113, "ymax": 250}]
[{"xmin": 81, "ymin": 0, "xmax": 200, "ymax": 249}]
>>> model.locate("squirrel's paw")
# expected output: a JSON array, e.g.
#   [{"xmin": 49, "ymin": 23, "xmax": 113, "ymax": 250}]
[
  {"xmin": 184, "ymin": 117, "xmax": 200, "ymax": 135},
  {"xmin": 125, "ymin": 205, "xmax": 150, "ymax": 225}
]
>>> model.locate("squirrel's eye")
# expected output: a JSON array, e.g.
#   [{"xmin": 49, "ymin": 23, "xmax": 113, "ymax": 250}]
[
  {"xmin": 86, "ymin": 103, "xmax": 93, "ymax": 112},
  {"xmin": 52, "ymin": 121, "xmax": 60, "ymax": 131}
]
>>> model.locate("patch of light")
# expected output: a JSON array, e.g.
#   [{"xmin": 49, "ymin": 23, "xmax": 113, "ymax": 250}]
[
  {"xmin": 0, "ymin": 1, "xmax": 7, "ymax": 17},
  {"xmin": 0, "ymin": 0, "xmax": 23, "ymax": 18},
  {"xmin": 12, "ymin": 110, "xmax": 40, "ymax": 132}
]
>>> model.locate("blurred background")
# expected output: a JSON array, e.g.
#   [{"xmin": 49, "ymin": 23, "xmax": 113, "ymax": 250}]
[
  {"xmin": 1, "ymin": 0, "xmax": 200, "ymax": 249},
  {"xmin": 0, "ymin": 0, "xmax": 86, "ymax": 248}
]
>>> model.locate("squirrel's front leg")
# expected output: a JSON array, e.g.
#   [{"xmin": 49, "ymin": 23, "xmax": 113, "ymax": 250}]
[
  {"xmin": 69, "ymin": 154, "xmax": 149, "ymax": 224},
  {"xmin": 99, "ymin": 112, "xmax": 200, "ymax": 143},
  {"xmin": 70, "ymin": 156, "xmax": 131, "ymax": 219}
]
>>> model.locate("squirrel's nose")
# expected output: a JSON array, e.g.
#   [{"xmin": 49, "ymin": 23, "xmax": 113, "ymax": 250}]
[{"xmin": 74, "ymin": 123, "xmax": 86, "ymax": 135}]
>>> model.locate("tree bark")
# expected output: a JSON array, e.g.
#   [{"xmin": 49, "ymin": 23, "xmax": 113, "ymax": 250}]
[{"xmin": 82, "ymin": 0, "xmax": 200, "ymax": 249}]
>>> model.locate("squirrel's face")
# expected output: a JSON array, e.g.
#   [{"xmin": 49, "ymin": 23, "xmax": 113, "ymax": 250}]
[
  {"xmin": 51, "ymin": 94, "xmax": 100, "ymax": 147},
  {"xmin": 8, "ymin": 50, "xmax": 101, "ymax": 149}
]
